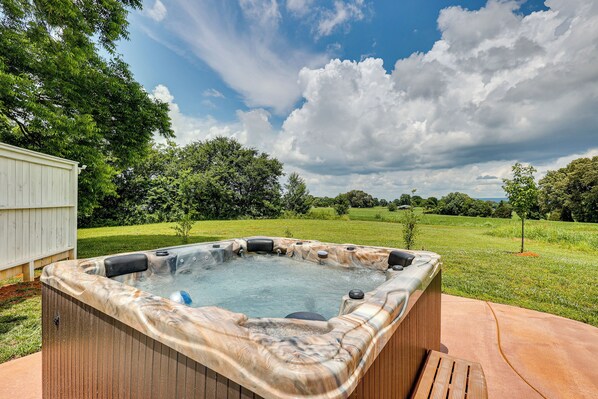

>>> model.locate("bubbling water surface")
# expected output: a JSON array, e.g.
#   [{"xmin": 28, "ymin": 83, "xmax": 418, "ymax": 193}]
[{"xmin": 133, "ymin": 254, "xmax": 386, "ymax": 320}]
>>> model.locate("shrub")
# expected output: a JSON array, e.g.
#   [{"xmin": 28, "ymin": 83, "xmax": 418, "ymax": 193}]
[
  {"xmin": 401, "ymin": 208, "xmax": 420, "ymax": 250},
  {"xmin": 334, "ymin": 194, "xmax": 350, "ymax": 216},
  {"xmin": 388, "ymin": 202, "xmax": 397, "ymax": 212},
  {"xmin": 172, "ymin": 213, "xmax": 194, "ymax": 243},
  {"xmin": 334, "ymin": 201, "xmax": 350, "ymax": 216}
]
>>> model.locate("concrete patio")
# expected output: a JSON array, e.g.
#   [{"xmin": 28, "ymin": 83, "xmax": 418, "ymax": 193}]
[{"xmin": 1, "ymin": 294, "xmax": 596, "ymax": 398}]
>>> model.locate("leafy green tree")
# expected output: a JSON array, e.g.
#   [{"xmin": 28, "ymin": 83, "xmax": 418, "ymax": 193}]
[
  {"xmin": 89, "ymin": 138, "xmax": 283, "ymax": 225},
  {"xmin": 539, "ymin": 156, "xmax": 597, "ymax": 223},
  {"xmin": 283, "ymin": 172, "xmax": 312, "ymax": 214},
  {"xmin": 424, "ymin": 197, "xmax": 438, "ymax": 209},
  {"xmin": 344, "ymin": 190, "xmax": 375, "ymax": 208},
  {"xmin": 411, "ymin": 195, "xmax": 424, "ymax": 207},
  {"xmin": 379, "ymin": 198, "xmax": 388, "ymax": 207},
  {"xmin": 436, "ymin": 192, "xmax": 473, "ymax": 215},
  {"xmin": 388, "ymin": 202, "xmax": 397, "ymax": 212},
  {"xmin": 538, "ymin": 169, "xmax": 572, "ymax": 221},
  {"xmin": 0, "ymin": 0, "xmax": 173, "ymax": 218},
  {"xmin": 333, "ymin": 194, "xmax": 350, "ymax": 216},
  {"xmin": 563, "ymin": 157, "xmax": 598, "ymax": 222},
  {"xmin": 399, "ymin": 194, "xmax": 412, "ymax": 206},
  {"xmin": 179, "ymin": 137, "xmax": 283, "ymax": 219},
  {"xmin": 503, "ymin": 163, "xmax": 539, "ymax": 252}
]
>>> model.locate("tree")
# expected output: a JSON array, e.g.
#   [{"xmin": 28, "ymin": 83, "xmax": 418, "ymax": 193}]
[
  {"xmin": 424, "ymin": 197, "xmax": 438, "ymax": 209},
  {"xmin": 388, "ymin": 202, "xmax": 397, "ymax": 212},
  {"xmin": 503, "ymin": 163, "xmax": 539, "ymax": 253},
  {"xmin": 283, "ymin": 172, "xmax": 312, "ymax": 214},
  {"xmin": 563, "ymin": 157, "xmax": 598, "ymax": 222},
  {"xmin": 399, "ymin": 194, "xmax": 412, "ymax": 206},
  {"xmin": 539, "ymin": 156, "xmax": 598, "ymax": 223},
  {"xmin": 411, "ymin": 195, "xmax": 424, "ymax": 207},
  {"xmin": 0, "ymin": 0, "xmax": 173, "ymax": 219},
  {"xmin": 88, "ymin": 138, "xmax": 283, "ymax": 226},
  {"xmin": 379, "ymin": 199, "xmax": 388, "ymax": 207},
  {"xmin": 344, "ymin": 190, "xmax": 375, "ymax": 208},
  {"xmin": 333, "ymin": 194, "xmax": 350, "ymax": 216},
  {"xmin": 538, "ymin": 169, "xmax": 572, "ymax": 221},
  {"xmin": 436, "ymin": 192, "xmax": 473, "ymax": 215}
]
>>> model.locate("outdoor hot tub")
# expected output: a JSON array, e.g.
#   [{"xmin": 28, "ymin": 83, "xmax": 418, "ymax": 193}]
[{"xmin": 41, "ymin": 237, "xmax": 441, "ymax": 399}]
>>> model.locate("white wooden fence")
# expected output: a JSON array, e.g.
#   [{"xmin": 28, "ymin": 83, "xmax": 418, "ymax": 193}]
[{"xmin": 0, "ymin": 142, "xmax": 78, "ymax": 281}]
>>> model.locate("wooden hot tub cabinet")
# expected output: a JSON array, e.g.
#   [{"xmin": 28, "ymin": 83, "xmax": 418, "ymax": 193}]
[{"xmin": 42, "ymin": 273, "xmax": 441, "ymax": 399}]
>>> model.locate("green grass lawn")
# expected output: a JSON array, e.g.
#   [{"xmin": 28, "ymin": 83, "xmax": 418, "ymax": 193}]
[{"xmin": 1, "ymin": 209, "xmax": 597, "ymax": 363}]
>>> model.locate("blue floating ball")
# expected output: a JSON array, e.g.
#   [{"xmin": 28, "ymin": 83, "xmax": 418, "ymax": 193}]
[{"xmin": 169, "ymin": 290, "xmax": 192, "ymax": 305}]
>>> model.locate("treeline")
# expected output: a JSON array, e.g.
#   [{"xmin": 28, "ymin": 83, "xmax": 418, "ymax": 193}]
[
  {"xmin": 310, "ymin": 154, "xmax": 598, "ymax": 223},
  {"xmin": 312, "ymin": 191, "xmax": 514, "ymax": 218},
  {"xmin": 312, "ymin": 190, "xmax": 429, "ymax": 208},
  {"xmin": 80, "ymin": 138, "xmax": 597, "ymax": 226}
]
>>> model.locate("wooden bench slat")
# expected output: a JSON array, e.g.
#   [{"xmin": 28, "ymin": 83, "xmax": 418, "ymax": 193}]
[
  {"xmin": 448, "ymin": 359, "xmax": 469, "ymax": 399},
  {"xmin": 411, "ymin": 351, "xmax": 441, "ymax": 399},
  {"xmin": 429, "ymin": 356, "xmax": 454, "ymax": 399},
  {"xmin": 411, "ymin": 350, "xmax": 488, "ymax": 399},
  {"xmin": 467, "ymin": 364, "xmax": 488, "ymax": 399}
]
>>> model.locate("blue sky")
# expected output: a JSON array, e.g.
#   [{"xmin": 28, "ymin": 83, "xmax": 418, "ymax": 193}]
[{"xmin": 116, "ymin": 0, "xmax": 597, "ymax": 199}]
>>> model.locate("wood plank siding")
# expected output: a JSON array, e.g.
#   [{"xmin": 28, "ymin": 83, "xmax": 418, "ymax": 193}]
[
  {"xmin": 0, "ymin": 143, "xmax": 78, "ymax": 281},
  {"xmin": 42, "ymin": 272, "xmax": 441, "ymax": 399}
]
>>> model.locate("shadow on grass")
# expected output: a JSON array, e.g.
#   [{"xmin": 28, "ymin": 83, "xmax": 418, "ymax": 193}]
[
  {"xmin": 0, "ymin": 314, "xmax": 27, "ymax": 334},
  {"xmin": 0, "ymin": 280, "xmax": 41, "ymax": 311},
  {"xmin": 77, "ymin": 234, "xmax": 222, "ymax": 259}
]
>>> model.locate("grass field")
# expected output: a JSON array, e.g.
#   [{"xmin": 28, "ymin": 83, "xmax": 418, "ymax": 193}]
[{"xmin": 1, "ymin": 208, "xmax": 597, "ymax": 362}]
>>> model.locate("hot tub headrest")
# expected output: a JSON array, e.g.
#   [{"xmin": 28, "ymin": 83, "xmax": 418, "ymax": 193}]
[
  {"xmin": 388, "ymin": 250, "xmax": 415, "ymax": 268},
  {"xmin": 246, "ymin": 238, "xmax": 274, "ymax": 253},
  {"xmin": 104, "ymin": 253, "xmax": 149, "ymax": 278}
]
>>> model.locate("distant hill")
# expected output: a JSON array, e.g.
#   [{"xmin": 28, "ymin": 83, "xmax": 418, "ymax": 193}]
[{"xmin": 476, "ymin": 197, "xmax": 508, "ymax": 203}]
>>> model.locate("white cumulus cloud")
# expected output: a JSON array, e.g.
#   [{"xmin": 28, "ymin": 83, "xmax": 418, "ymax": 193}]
[
  {"xmin": 147, "ymin": 1, "xmax": 598, "ymax": 198},
  {"xmin": 278, "ymin": 0, "xmax": 598, "ymax": 179}
]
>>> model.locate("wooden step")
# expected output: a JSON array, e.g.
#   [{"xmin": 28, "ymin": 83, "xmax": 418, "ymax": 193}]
[{"xmin": 411, "ymin": 350, "xmax": 488, "ymax": 399}]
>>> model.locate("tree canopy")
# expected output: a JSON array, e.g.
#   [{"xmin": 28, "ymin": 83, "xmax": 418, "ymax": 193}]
[
  {"xmin": 345, "ymin": 190, "xmax": 375, "ymax": 208},
  {"xmin": 86, "ymin": 138, "xmax": 283, "ymax": 226},
  {"xmin": 539, "ymin": 156, "xmax": 598, "ymax": 223},
  {"xmin": 0, "ymin": 0, "xmax": 172, "ymax": 218}
]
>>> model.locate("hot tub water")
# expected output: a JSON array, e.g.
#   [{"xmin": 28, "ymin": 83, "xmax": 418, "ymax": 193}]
[{"xmin": 133, "ymin": 254, "xmax": 386, "ymax": 319}]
